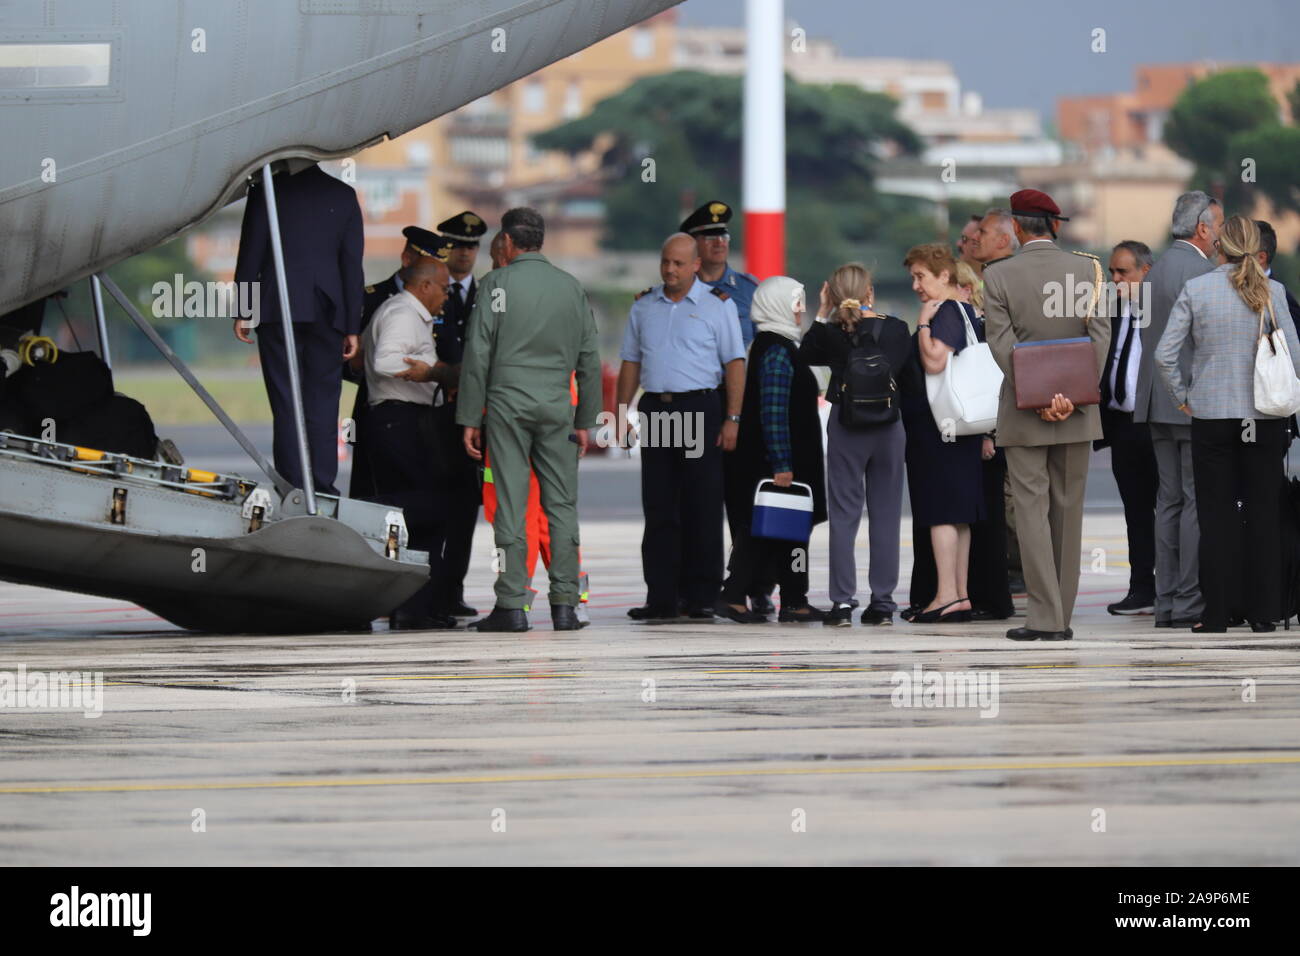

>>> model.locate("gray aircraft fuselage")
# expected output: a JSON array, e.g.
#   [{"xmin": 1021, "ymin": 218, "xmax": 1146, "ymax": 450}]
[{"xmin": 0, "ymin": 0, "xmax": 681, "ymax": 314}]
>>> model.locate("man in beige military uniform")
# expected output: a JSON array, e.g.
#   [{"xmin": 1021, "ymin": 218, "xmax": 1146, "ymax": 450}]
[{"xmin": 983, "ymin": 189, "xmax": 1111, "ymax": 641}]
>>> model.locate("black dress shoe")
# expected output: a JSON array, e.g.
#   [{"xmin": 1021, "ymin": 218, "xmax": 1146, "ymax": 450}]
[
  {"xmin": 778, "ymin": 603, "xmax": 826, "ymax": 623},
  {"xmin": 715, "ymin": 600, "xmax": 764, "ymax": 624},
  {"xmin": 1156, "ymin": 617, "xmax": 1199, "ymax": 628},
  {"xmin": 628, "ymin": 604, "xmax": 678, "ymax": 621},
  {"xmin": 628, "ymin": 604, "xmax": 683, "ymax": 622},
  {"xmin": 685, "ymin": 606, "xmax": 717, "ymax": 620},
  {"xmin": 551, "ymin": 604, "xmax": 587, "ymax": 630},
  {"xmin": 970, "ymin": 607, "xmax": 1014, "ymax": 621},
  {"xmin": 1006, "ymin": 626, "xmax": 1069, "ymax": 641},
  {"xmin": 390, "ymin": 612, "xmax": 459, "ymax": 631},
  {"xmin": 449, "ymin": 601, "xmax": 478, "ymax": 617},
  {"xmin": 1250, "ymin": 621, "xmax": 1277, "ymax": 633},
  {"xmin": 470, "ymin": 607, "xmax": 530, "ymax": 632},
  {"xmin": 749, "ymin": 593, "xmax": 776, "ymax": 616}
]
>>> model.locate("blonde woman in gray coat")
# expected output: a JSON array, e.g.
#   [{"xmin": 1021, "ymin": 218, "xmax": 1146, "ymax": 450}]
[{"xmin": 1155, "ymin": 215, "xmax": 1300, "ymax": 633}]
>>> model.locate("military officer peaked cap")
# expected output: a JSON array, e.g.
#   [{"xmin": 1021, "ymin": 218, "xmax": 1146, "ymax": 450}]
[
  {"xmin": 402, "ymin": 225, "xmax": 453, "ymax": 259},
  {"xmin": 436, "ymin": 210, "xmax": 488, "ymax": 245},
  {"xmin": 681, "ymin": 200, "xmax": 733, "ymax": 237}
]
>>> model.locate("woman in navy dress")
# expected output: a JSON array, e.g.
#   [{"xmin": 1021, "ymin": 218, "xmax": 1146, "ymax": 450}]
[{"xmin": 898, "ymin": 244, "xmax": 985, "ymax": 623}]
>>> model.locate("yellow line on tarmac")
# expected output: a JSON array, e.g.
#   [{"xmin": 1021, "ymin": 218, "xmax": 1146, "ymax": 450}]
[
  {"xmin": 370, "ymin": 674, "xmax": 580, "ymax": 681},
  {"xmin": 4, "ymin": 755, "xmax": 1299, "ymax": 795}
]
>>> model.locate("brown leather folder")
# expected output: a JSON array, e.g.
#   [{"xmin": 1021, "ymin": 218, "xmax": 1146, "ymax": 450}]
[{"xmin": 1011, "ymin": 337, "xmax": 1101, "ymax": 410}]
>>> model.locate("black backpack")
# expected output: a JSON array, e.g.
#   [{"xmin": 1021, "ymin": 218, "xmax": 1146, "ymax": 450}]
[{"xmin": 838, "ymin": 318, "xmax": 899, "ymax": 428}]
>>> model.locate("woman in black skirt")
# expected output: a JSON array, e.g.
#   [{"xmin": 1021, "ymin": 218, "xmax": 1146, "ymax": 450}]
[{"xmin": 898, "ymin": 244, "xmax": 985, "ymax": 623}]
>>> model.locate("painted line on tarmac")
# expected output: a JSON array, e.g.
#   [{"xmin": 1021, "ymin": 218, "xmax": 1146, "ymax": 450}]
[{"xmin": 4, "ymin": 754, "xmax": 1299, "ymax": 795}]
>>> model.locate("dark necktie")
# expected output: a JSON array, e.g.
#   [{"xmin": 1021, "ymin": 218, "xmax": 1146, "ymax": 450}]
[{"xmin": 1114, "ymin": 309, "xmax": 1137, "ymax": 405}]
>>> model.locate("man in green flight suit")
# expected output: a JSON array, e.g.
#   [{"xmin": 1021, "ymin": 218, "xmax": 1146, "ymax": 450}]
[{"xmin": 455, "ymin": 207, "xmax": 603, "ymax": 633}]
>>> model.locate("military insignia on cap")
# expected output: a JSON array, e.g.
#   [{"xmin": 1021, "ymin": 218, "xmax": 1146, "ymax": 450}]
[
  {"xmin": 436, "ymin": 210, "xmax": 488, "ymax": 244},
  {"xmin": 681, "ymin": 200, "xmax": 734, "ymax": 235}
]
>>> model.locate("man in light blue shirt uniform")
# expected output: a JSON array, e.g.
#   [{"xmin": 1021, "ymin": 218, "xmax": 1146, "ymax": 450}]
[{"xmin": 617, "ymin": 233, "xmax": 745, "ymax": 621}]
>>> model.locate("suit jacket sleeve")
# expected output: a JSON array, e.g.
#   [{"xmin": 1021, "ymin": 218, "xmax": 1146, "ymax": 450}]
[
  {"xmin": 574, "ymin": 292, "xmax": 603, "ymax": 430},
  {"xmin": 338, "ymin": 195, "xmax": 364, "ymax": 335},
  {"xmin": 233, "ymin": 186, "xmax": 268, "ymax": 286},
  {"xmin": 982, "ymin": 270, "xmax": 1017, "ymax": 378},
  {"xmin": 455, "ymin": 272, "xmax": 496, "ymax": 428},
  {"xmin": 1088, "ymin": 292, "xmax": 1112, "ymax": 389},
  {"xmin": 1155, "ymin": 284, "xmax": 1193, "ymax": 408}
]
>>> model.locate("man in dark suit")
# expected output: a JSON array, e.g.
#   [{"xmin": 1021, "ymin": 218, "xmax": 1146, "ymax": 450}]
[
  {"xmin": 427, "ymin": 211, "xmax": 488, "ymax": 618},
  {"xmin": 1097, "ymin": 241, "xmax": 1157, "ymax": 615},
  {"xmin": 347, "ymin": 225, "xmax": 448, "ymax": 499},
  {"xmin": 234, "ymin": 163, "xmax": 363, "ymax": 496},
  {"xmin": 1132, "ymin": 191, "xmax": 1222, "ymax": 628}
]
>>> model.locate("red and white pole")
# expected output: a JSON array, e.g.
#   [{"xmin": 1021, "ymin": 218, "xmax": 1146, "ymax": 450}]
[{"xmin": 743, "ymin": 0, "xmax": 785, "ymax": 279}]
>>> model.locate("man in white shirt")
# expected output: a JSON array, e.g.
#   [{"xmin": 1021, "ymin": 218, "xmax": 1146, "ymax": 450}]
[
  {"xmin": 1097, "ymin": 241, "xmax": 1157, "ymax": 616},
  {"xmin": 364, "ymin": 256, "xmax": 457, "ymax": 630}
]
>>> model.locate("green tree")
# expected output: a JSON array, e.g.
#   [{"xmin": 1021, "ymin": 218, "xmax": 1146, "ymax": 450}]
[
  {"xmin": 1229, "ymin": 124, "xmax": 1300, "ymax": 213},
  {"xmin": 533, "ymin": 70, "xmax": 925, "ymax": 283},
  {"xmin": 1163, "ymin": 69, "xmax": 1279, "ymax": 191}
]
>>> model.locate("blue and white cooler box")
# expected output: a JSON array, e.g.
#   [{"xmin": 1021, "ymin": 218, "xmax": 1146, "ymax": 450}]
[{"xmin": 751, "ymin": 479, "xmax": 814, "ymax": 542}]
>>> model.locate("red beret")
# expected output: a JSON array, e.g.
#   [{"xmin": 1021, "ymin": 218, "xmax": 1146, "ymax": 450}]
[{"xmin": 1010, "ymin": 188, "xmax": 1068, "ymax": 221}]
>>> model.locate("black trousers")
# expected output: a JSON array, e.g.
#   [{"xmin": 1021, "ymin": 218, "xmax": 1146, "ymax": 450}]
[
  {"xmin": 1191, "ymin": 417, "xmax": 1285, "ymax": 629},
  {"xmin": 434, "ymin": 401, "xmax": 480, "ymax": 606},
  {"xmin": 1102, "ymin": 408, "xmax": 1157, "ymax": 598},
  {"xmin": 367, "ymin": 401, "xmax": 450, "ymax": 617},
  {"xmin": 257, "ymin": 320, "xmax": 343, "ymax": 495},
  {"xmin": 639, "ymin": 390, "xmax": 723, "ymax": 610},
  {"xmin": 721, "ymin": 526, "xmax": 808, "ymax": 607},
  {"xmin": 909, "ymin": 450, "xmax": 1013, "ymax": 616}
]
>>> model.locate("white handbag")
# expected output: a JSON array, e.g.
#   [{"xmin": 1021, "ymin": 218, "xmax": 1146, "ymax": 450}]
[
  {"xmin": 926, "ymin": 302, "xmax": 1004, "ymax": 436},
  {"xmin": 1253, "ymin": 299, "xmax": 1300, "ymax": 417}
]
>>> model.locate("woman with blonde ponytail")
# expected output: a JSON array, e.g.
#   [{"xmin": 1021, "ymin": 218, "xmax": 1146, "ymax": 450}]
[
  {"xmin": 1155, "ymin": 215, "xmax": 1300, "ymax": 633},
  {"xmin": 798, "ymin": 263, "xmax": 912, "ymax": 627}
]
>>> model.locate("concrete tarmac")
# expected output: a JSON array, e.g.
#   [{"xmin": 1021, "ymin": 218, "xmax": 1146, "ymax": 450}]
[{"xmin": 0, "ymin": 512, "xmax": 1298, "ymax": 865}]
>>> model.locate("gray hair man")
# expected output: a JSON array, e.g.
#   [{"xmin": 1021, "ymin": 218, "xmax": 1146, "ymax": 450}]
[{"xmin": 1131, "ymin": 191, "xmax": 1223, "ymax": 628}]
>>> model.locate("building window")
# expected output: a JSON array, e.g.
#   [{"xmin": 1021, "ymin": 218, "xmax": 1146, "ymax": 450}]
[
  {"xmin": 450, "ymin": 136, "xmax": 509, "ymax": 167},
  {"xmin": 0, "ymin": 41, "xmax": 111, "ymax": 88},
  {"xmin": 523, "ymin": 79, "xmax": 545, "ymax": 114},
  {"xmin": 631, "ymin": 27, "xmax": 654, "ymax": 59},
  {"xmin": 563, "ymin": 80, "xmax": 581, "ymax": 118}
]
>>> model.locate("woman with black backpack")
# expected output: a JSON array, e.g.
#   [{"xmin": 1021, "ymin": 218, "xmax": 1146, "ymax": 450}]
[{"xmin": 799, "ymin": 263, "xmax": 912, "ymax": 627}]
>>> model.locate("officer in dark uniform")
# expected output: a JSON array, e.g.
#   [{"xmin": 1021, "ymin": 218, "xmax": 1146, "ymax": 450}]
[
  {"xmin": 679, "ymin": 201, "xmax": 773, "ymax": 615},
  {"xmin": 680, "ymin": 201, "xmax": 758, "ymax": 346},
  {"xmin": 347, "ymin": 226, "xmax": 447, "ymax": 499},
  {"xmin": 429, "ymin": 211, "xmax": 489, "ymax": 618}
]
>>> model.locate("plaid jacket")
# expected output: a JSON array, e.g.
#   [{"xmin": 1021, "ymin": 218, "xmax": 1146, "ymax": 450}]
[{"xmin": 1155, "ymin": 265, "xmax": 1300, "ymax": 420}]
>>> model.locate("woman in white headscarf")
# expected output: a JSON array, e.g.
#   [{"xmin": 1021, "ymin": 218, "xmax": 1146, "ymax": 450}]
[{"xmin": 716, "ymin": 276, "xmax": 828, "ymax": 623}]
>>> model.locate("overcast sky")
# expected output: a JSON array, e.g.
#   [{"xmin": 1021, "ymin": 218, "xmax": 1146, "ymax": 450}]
[{"xmin": 677, "ymin": 0, "xmax": 1300, "ymax": 121}]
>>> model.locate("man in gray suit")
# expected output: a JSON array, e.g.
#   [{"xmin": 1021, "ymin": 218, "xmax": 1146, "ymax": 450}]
[
  {"xmin": 1132, "ymin": 191, "xmax": 1222, "ymax": 628},
  {"xmin": 984, "ymin": 189, "xmax": 1111, "ymax": 641}
]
